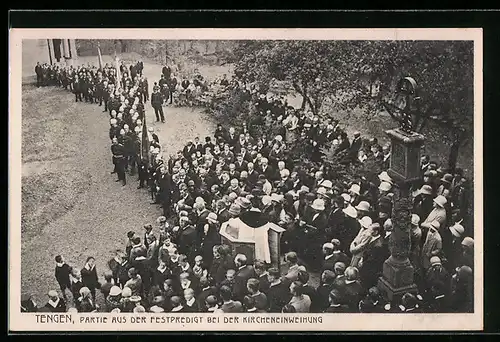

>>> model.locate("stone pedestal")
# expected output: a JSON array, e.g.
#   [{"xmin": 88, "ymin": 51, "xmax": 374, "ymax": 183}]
[
  {"xmin": 377, "ymin": 127, "xmax": 425, "ymax": 302},
  {"xmin": 378, "ymin": 256, "xmax": 418, "ymax": 302}
]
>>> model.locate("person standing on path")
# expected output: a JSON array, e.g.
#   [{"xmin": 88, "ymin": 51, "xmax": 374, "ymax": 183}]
[
  {"xmin": 80, "ymin": 257, "xmax": 101, "ymax": 302},
  {"xmin": 151, "ymin": 86, "xmax": 165, "ymax": 123},
  {"xmin": 54, "ymin": 255, "xmax": 73, "ymax": 301},
  {"xmin": 111, "ymin": 137, "xmax": 126, "ymax": 186}
]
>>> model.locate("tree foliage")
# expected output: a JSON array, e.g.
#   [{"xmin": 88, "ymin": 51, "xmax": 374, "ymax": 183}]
[{"xmin": 230, "ymin": 40, "xmax": 474, "ymax": 171}]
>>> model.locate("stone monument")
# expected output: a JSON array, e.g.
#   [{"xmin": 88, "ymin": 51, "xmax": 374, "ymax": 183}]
[{"xmin": 377, "ymin": 77, "xmax": 426, "ymax": 302}]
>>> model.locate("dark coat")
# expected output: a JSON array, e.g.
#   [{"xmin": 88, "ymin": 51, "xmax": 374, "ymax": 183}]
[
  {"xmin": 80, "ymin": 266, "xmax": 100, "ymax": 291},
  {"xmin": 55, "ymin": 263, "xmax": 72, "ymax": 287},
  {"xmin": 267, "ymin": 281, "xmax": 292, "ymax": 313},
  {"xmin": 360, "ymin": 237, "xmax": 387, "ymax": 288},
  {"xmin": 176, "ymin": 225, "xmax": 198, "ymax": 260},
  {"xmin": 233, "ymin": 265, "xmax": 256, "ymax": 302}
]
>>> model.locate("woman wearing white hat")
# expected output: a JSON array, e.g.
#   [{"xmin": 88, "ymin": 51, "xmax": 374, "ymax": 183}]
[
  {"xmin": 348, "ymin": 184, "xmax": 361, "ymax": 206},
  {"xmin": 349, "ymin": 216, "xmax": 373, "ymax": 267},
  {"xmin": 421, "ymin": 221, "xmax": 443, "ymax": 271},
  {"xmin": 421, "ymin": 195, "xmax": 448, "ymax": 233}
]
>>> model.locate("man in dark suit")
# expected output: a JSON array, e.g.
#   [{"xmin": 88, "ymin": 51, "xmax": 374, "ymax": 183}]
[
  {"xmin": 158, "ymin": 167, "xmax": 173, "ymax": 217},
  {"xmin": 266, "ymin": 268, "xmax": 292, "ymax": 312},
  {"xmin": 254, "ymin": 260, "xmax": 271, "ymax": 293},
  {"xmin": 196, "ymin": 277, "xmax": 216, "ymax": 312},
  {"xmin": 322, "ymin": 242, "xmax": 343, "ymax": 274},
  {"xmin": 234, "ymin": 154, "xmax": 248, "ymax": 173},
  {"xmin": 246, "ymin": 163, "xmax": 260, "ymax": 189},
  {"xmin": 233, "ymin": 254, "xmax": 256, "ymax": 303},
  {"xmin": 335, "ymin": 266, "xmax": 363, "ymax": 312},
  {"xmin": 151, "ymin": 86, "xmax": 165, "ymax": 123},
  {"xmin": 317, "ymin": 270, "xmax": 336, "ymax": 312},
  {"xmin": 258, "ymin": 157, "xmax": 275, "ymax": 180},
  {"xmin": 174, "ymin": 217, "xmax": 197, "ymax": 261},
  {"xmin": 359, "ymin": 223, "xmax": 387, "ymax": 289},
  {"xmin": 348, "ymin": 132, "xmax": 363, "ymax": 162}
]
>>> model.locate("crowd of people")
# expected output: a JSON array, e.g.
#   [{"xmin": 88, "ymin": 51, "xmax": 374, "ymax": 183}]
[{"xmin": 23, "ymin": 58, "xmax": 474, "ymax": 314}]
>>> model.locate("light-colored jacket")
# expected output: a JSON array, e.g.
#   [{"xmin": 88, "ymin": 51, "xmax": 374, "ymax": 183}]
[
  {"xmin": 421, "ymin": 207, "xmax": 447, "ymax": 229},
  {"xmin": 421, "ymin": 230, "xmax": 442, "ymax": 270}
]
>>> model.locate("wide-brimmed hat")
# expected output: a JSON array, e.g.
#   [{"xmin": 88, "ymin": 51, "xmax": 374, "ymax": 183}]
[
  {"xmin": 355, "ymin": 201, "xmax": 370, "ymax": 212},
  {"xmin": 311, "ymin": 198, "xmax": 326, "ymax": 211},
  {"xmin": 207, "ymin": 212, "xmax": 218, "ymax": 224},
  {"xmin": 317, "ymin": 187, "xmax": 328, "ymax": 196},
  {"xmin": 433, "ymin": 195, "xmax": 447, "ymax": 208},
  {"xmin": 379, "ymin": 182, "xmax": 392, "ymax": 192},
  {"xmin": 461, "ymin": 237, "xmax": 474, "ymax": 247},
  {"xmin": 340, "ymin": 193, "xmax": 351, "ymax": 203},
  {"xmin": 430, "ymin": 256, "xmax": 441, "ymax": 266},
  {"xmin": 449, "ymin": 223, "xmax": 465, "ymax": 238},
  {"xmin": 320, "ymin": 180, "xmax": 333, "ymax": 189},
  {"xmin": 342, "ymin": 205, "xmax": 358, "ymax": 219},
  {"xmin": 349, "ymin": 184, "xmax": 361, "ymax": 195},
  {"xmin": 239, "ymin": 197, "xmax": 252, "ymax": 209},
  {"xmin": 418, "ymin": 185, "xmax": 433, "ymax": 196},
  {"xmin": 109, "ymin": 286, "xmax": 122, "ymax": 296},
  {"xmin": 48, "ymin": 290, "xmax": 58, "ymax": 298},
  {"xmin": 378, "ymin": 171, "xmax": 393, "ymax": 184},
  {"xmin": 359, "ymin": 216, "xmax": 373, "ymax": 229}
]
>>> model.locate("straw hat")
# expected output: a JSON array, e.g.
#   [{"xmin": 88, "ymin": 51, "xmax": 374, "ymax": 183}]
[
  {"xmin": 340, "ymin": 193, "xmax": 351, "ymax": 203},
  {"xmin": 317, "ymin": 187, "xmax": 327, "ymax": 196},
  {"xmin": 378, "ymin": 182, "xmax": 392, "ymax": 192},
  {"xmin": 430, "ymin": 256, "xmax": 442, "ymax": 266},
  {"xmin": 342, "ymin": 205, "xmax": 358, "ymax": 219},
  {"xmin": 321, "ymin": 180, "xmax": 333, "ymax": 189},
  {"xmin": 433, "ymin": 195, "xmax": 447, "ymax": 208},
  {"xmin": 418, "ymin": 185, "xmax": 433, "ymax": 196},
  {"xmin": 355, "ymin": 201, "xmax": 370, "ymax": 212},
  {"xmin": 378, "ymin": 171, "xmax": 393, "ymax": 184},
  {"xmin": 311, "ymin": 199, "xmax": 326, "ymax": 211},
  {"xmin": 461, "ymin": 236, "xmax": 474, "ymax": 247},
  {"xmin": 359, "ymin": 216, "xmax": 373, "ymax": 229},
  {"xmin": 449, "ymin": 223, "xmax": 465, "ymax": 238},
  {"xmin": 349, "ymin": 184, "xmax": 361, "ymax": 195},
  {"xmin": 109, "ymin": 286, "xmax": 122, "ymax": 297}
]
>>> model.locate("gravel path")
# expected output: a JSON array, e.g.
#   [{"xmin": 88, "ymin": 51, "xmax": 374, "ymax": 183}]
[{"xmin": 21, "ymin": 83, "xmax": 215, "ymax": 308}]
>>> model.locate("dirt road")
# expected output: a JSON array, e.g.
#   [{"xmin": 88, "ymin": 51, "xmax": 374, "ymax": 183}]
[{"xmin": 21, "ymin": 71, "xmax": 215, "ymax": 307}]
